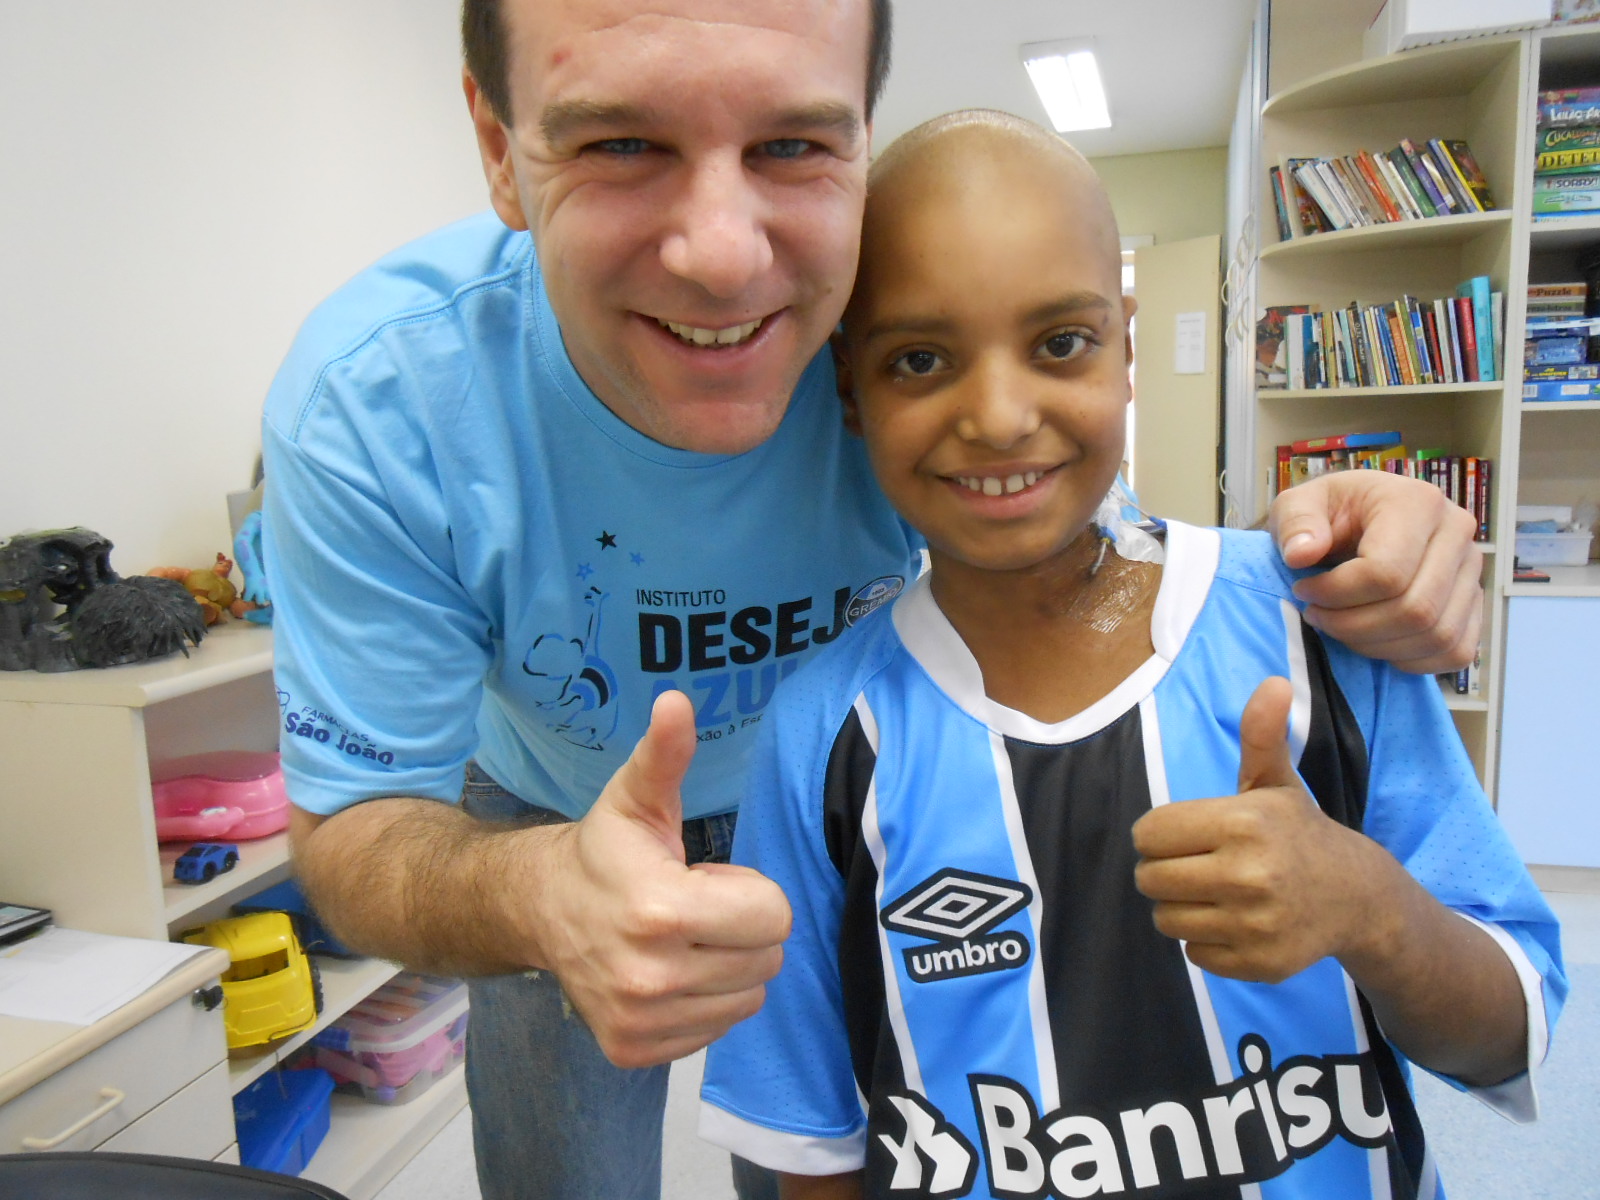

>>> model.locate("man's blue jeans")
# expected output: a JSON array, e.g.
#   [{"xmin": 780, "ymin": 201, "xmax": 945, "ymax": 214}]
[{"xmin": 460, "ymin": 763, "xmax": 779, "ymax": 1200}]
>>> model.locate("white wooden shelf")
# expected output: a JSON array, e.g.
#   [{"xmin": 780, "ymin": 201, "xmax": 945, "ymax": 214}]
[
  {"xmin": 162, "ymin": 833, "xmax": 292, "ymax": 932},
  {"xmin": 1259, "ymin": 210, "xmax": 1513, "ymax": 260},
  {"xmin": 1260, "ymin": 382, "xmax": 1504, "ymax": 400},
  {"xmin": 1529, "ymin": 212, "xmax": 1600, "ymax": 250},
  {"xmin": 1521, "ymin": 399, "xmax": 1600, "ymax": 412},
  {"xmin": 1505, "ymin": 562, "xmax": 1600, "ymax": 597},
  {"xmin": 228, "ymin": 956, "xmax": 403, "ymax": 1094},
  {"xmin": 0, "ymin": 622, "xmax": 273, "ymax": 708},
  {"xmin": 1264, "ymin": 37, "xmax": 1521, "ymax": 114},
  {"xmin": 300, "ymin": 1063, "xmax": 467, "ymax": 1200}
]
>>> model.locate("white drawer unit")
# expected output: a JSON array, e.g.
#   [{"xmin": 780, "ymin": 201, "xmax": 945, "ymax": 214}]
[
  {"xmin": 99, "ymin": 1063, "xmax": 234, "ymax": 1160},
  {"xmin": 0, "ymin": 979, "xmax": 227, "ymax": 1155}
]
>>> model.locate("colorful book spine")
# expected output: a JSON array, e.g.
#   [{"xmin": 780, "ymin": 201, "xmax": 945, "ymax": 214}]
[
  {"xmin": 1289, "ymin": 431, "xmax": 1402, "ymax": 454},
  {"xmin": 1455, "ymin": 296, "xmax": 1479, "ymax": 382},
  {"xmin": 1425, "ymin": 139, "xmax": 1477, "ymax": 212},
  {"xmin": 1399, "ymin": 139, "xmax": 1456, "ymax": 214},
  {"xmin": 1440, "ymin": 140, "xmax": 1495, "ymax": 211},
  {"xmin": 1456, "ymin": 276, "xmax": 1495, "ymax": 381},
  {"xmin": 1386, "ymin": 148, "xmax": 1437, "ymax": 217}
]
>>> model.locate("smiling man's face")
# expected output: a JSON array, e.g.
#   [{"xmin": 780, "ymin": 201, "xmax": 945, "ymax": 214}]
[{"xmin": 468, "ymin": 0, "xmax": 873, "ymax": 455}]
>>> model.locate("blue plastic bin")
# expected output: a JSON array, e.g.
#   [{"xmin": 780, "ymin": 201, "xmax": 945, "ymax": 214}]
[
  {"xmin": 233, "ymin": 878, "xmax": 357, "ymax": 958},
  {"xmin": 233, "ymin": 1067, "xmax": 335, "ymax": 1175}
]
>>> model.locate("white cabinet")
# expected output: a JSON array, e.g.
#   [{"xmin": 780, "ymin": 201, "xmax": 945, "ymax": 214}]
[
  {"xmin": 0, "ymin": 624, "xmax": 465, "ymax": 1197},
  {"xmin": 0, "ymin": 951, "xmax": 231, "ymax": 1159},
  {"xmin": 1496, "ymin": 596, "xmax": 1600, "ymax": 874}
]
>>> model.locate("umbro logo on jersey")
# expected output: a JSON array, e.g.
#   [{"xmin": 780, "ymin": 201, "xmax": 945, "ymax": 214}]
[{"xmin": 881, "ymin": 868, "xmax": 1033, "ymax": 983}]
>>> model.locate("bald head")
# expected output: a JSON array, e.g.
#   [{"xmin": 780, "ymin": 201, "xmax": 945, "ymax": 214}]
[{"xmin": 854, "ymin": 109, "xmax": 1124, "ymax": 311}]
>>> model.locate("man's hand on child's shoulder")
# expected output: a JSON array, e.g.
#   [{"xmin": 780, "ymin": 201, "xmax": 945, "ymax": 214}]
[
  {"xmin": 1268, "ymin": 470, "xmax": 1482, "ymax": 675},
  {"xmin": 1130, "ymin": 677, "xmax": 1394, "ymax": 984}
]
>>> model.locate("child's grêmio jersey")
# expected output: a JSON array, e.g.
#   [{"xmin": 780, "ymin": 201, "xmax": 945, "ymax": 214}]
[{"xmin": 700, "ymin": 523, "xmax": 1565, "ymax": 1200}]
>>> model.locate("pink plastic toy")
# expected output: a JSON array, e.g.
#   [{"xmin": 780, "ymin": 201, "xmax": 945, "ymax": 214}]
[{"xmin": 151, "ymin": 750, "xmax": 289, "ymax": 843}]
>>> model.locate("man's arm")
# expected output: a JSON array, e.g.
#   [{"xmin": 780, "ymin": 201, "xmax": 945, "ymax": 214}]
[
  {"xmin": 1132, "ymin": 678, "xmax": 1528, "ymax": 1087},
  {"xmin": 291, "ymin": 691, "xmax": 792, "ymax": 1069},
  {"xmin": 1267, "ymin": 470, "xmax": 1482, "ymax": 674}
]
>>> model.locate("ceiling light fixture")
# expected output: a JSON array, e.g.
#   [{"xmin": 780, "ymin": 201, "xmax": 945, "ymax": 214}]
[{"xmin": 1020, "ymin": 40, "xmax": 1112, "ymax": 132}]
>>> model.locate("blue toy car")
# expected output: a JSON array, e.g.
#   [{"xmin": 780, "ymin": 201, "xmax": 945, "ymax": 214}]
[{"xmin": 174, "ymin": 842, "xmax": 240, "ymax": 884}]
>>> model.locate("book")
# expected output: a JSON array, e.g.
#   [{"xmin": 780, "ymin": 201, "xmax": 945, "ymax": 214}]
[
  {"xmin": 1491, "ymin": 291, "xmax": 1505, "ymax": 381},
  {"xmin": 1268, "ymin": 167, "xmax": 1294, "ymax": 241},
  {"xmin": 1292, "ymin": 161, "xmax": 1348, "ymax": 230},
  {"xmin": 1355, "ymin": 150, "xmax": 1405, "ymax": 222},
  {"xmin": 1438, "ymin": 139, "xmax": 1495, "ymax": 211},
  {"xmin": 1457, "ymin": 276, "xmax": 1495, "ymax": 381},
  {"xmin": 1385, "ymin": 147, "xmax": 1438, "ymax": 217},
  {"xmin": 1413, "ymin": 141, "xmax": 1464, "ymax": 215},
  {"xmin": 1280, "ymin": 157, "xmax": 1331, "ymax": 236},
  {"xmin": 1443, "ymin": 297, "xmax": 1465, "ymax": 383},
  {"xmin": 1255, "ymin": 305, "xmax": 1310, "ymax": 388},
  {"xmin": 1455, "ymin": 296, "xmax": 1479, "ymax": 381},
  {"xmin": 1425, "ymin": 139, "xmax": 1477, "ymax": 212},
  {"xmin": 1399, "ymin": 138, "xmax": 1456, "ymax": 213},
  {"xmin": 1289, "ymin": 430, "xmax": 1403, "ymax": 454},
  {"xmin": 1376, "ymin": 151, "xmax": 1424, "ymax": 220}
]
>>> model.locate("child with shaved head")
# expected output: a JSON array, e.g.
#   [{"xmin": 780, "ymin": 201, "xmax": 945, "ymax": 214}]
[{"xmin": 699, "ymin": 111, "xmax": 1562, "ymax": 1200}]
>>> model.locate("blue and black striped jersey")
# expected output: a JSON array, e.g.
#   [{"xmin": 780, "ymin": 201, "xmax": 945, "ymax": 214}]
[{"xmin": 701, "ymin": 523, "xmax": 1564, "ymax": 1200}]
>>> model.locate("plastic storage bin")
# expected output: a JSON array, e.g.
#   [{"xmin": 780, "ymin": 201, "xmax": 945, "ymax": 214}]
[
  {"xmin": 233, "ymin": 1067, "xmax": 335, "ymax": 1175},
  {"xmin": 312, "ymin": 973, "xmax": 468, "ymax": 1104},
  {"xmin": 1515, "ymin": 529, "xmax": 1594, "ymax": 565}
]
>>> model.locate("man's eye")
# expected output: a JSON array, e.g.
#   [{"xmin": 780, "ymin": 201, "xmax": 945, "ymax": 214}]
[
  {"xmin": 591, "ymin": 138, "xmax": 651, "ymax": 156},
  {"xmin": 890, "ymin": 350, "xmax": 946, "ymax": 377},
  {"xmin": 760, "ymin": 139, "xmax": 815, "ymax": 160},
  {"xmin": 1038, "ymin": 331, "xmax": 1090, "ymax": 361}
]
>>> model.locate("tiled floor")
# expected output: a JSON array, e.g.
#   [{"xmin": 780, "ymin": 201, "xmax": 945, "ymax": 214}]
[{"xmin": 377, "ymin": 891, "xmax": 1600, "ymax": 1200}]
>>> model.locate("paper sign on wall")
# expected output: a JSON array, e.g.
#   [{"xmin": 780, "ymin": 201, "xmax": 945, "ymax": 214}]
[{"xmin": 1174, "ymin": 311, "xmax": 1207, "ymax": 375}]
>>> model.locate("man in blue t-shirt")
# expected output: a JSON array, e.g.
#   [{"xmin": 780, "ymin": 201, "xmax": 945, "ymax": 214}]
[{"xmin": 267, "ymin": 3, "xmax": 1496, "ymax": 1198}]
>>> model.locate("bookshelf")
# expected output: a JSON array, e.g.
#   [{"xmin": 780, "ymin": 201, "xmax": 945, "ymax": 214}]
[{"xmin": 1242, "ymin": 15, "xmax": 1600, "ymax": 881}]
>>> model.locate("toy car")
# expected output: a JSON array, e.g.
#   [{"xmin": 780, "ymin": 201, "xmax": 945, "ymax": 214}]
[
  {"xmin": 182, "ymin": 911, "xmax": 323, "ymax": 1050},
  {"xmin": 151, "ymin": 750, "xmax": 289, "ymax": 843},
  {"xmin": 173, "ymin": 842, "xmax": 239, "ymax": 884}
]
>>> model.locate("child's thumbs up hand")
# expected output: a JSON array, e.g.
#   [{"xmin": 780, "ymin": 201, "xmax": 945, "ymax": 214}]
[
  {"xmin": 536, "ymin": 690, "xmax": 791, "ymax": 1068},
  {"xmin": 1131, "ymin": 677, "xmax": 1379, "ymax": 984}
]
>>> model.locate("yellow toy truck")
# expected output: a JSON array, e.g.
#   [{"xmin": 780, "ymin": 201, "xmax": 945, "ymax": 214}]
[{"xmin": 183, "ymin": 911, "xmax": 323, "ymax": 1050}]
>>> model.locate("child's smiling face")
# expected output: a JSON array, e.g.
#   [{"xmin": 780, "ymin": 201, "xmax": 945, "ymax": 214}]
[{"xmin": 837, "ymin": 120, "xmax": 1135, "ymax": 579}]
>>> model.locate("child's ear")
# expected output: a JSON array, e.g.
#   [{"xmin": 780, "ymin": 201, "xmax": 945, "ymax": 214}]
[{"xmin": 831, "ymin": 331, "xmax": 864, "ymax": 436}]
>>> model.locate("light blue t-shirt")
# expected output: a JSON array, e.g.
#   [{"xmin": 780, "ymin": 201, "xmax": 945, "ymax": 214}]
[{"xmin": 262, "ymin": 212, "xmax": 918, "ymax": 820}]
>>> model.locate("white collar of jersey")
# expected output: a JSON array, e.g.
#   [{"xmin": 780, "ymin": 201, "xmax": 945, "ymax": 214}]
[{"xmin": 889, "ymin": 521, "xmax": 1222, "ymax": 745}]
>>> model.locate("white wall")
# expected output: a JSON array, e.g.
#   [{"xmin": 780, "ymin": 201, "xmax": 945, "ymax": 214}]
[{"xmin": 0, "ymin": 2, "xmax": 488, "ymax": 571}]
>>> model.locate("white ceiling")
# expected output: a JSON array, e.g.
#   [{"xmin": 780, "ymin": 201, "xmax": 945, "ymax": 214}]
[{"xmin": 871, "ymin": 0, "xmax": 1259, "ymax": 158}]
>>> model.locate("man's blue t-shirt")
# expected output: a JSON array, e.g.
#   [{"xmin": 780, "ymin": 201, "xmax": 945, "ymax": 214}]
[{"xmin": 261, "ymin": 212, "xmax": 918, "ymax": 819}]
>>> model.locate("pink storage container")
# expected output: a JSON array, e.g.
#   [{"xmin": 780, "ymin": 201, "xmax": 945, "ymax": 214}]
[
  {"xmin": 151, "ymin": 750, "xmax": 289, "ymax": 842},
  {"xmin": 312, "ymin": 973, "xmax": 468, "ymax": 1105}
]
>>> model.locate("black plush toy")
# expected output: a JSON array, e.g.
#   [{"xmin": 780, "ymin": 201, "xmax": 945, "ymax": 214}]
[{"xmin": 0, "ymin": 527, "xmax": 205, "ymax": 672}]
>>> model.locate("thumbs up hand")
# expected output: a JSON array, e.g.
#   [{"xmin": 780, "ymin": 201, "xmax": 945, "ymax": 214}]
[
  {"xmin": 531, "ymin": 690, "xmax": 792, "ymax": 1068},
  {"xmin": 1131, "ymin": 677, "xmax": 1381, "ymax": 984}
]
